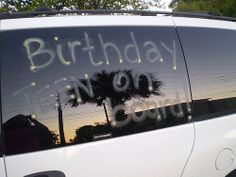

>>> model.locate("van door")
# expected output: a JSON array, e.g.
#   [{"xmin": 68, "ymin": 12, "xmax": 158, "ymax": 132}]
[
  {"xmin": 174, "ymin": 17, "xmax": 236, "ymax": 177},
  {"xmin": 0, "ymin": 119, "xmax": 6, "ymax": 177},
  {"xmin": 0, "ymin": 27, "xmax": 6, "ymax": 177},
  {"xmin": 0, "ymin": 159, "xmax": 6, "ymax": 177},
  {"xmin": 1, "ymin": 16, "xmax": 194, "ymax": 177}
]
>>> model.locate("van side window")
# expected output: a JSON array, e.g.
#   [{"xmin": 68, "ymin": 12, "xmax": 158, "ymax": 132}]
[
  {"xmin": 1, "ymin": 26, "xmax": 192, "ymax": 155},
  {"xmin": 0, "ymin": 33, "xmax": 3, "ymax": 157},
  {"xmin": 177, "ymin": 27, "xmax": 236, "ymax": 120},
  {"xmin": 0, "ymin": 116, "xmax": 2, "ymax": 157}
]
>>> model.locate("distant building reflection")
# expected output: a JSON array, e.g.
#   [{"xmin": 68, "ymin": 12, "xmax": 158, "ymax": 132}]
[
  {"xmin": 4, "ymin": 96, "xmax": 236, "ymax": 155},
  {"xmin": 73, "ymin": 101, "xmax": 192, "ymax": 143},
  {"xmin": 3, "ymin": 100, "xmax": 192, "ymax": 154},
  {"xmin": 4, "ymin": 114, "xmax": 57, "ymax": 155},
  {"xmin": 192, "ymin": 97, "xmax": 236, "ymax": 120}
]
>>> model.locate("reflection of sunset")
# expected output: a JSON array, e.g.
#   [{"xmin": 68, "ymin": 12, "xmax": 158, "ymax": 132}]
[
  {"xmin": 65, "ymin": 116, "xmax": 106, "ymax": 142},
  {"xmin": 38, "ymin": 103, "xmax": 108, "ymax": 142},
  {"xmin": 41, "ymin": 115, "xmax": 105, "ymax": 143}
]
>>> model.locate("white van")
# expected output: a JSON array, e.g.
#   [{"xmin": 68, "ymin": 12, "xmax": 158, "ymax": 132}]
[{"xmin": 0, "ymin": 10, "xmax": 236, "ymax": 177}]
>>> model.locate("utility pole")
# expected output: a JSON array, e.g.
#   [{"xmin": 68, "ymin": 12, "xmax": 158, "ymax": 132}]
[
  {"xmin": 56, "ymin": 93, "xmax": 66, "ymax": 145},
  {"xmin": 103, "ymin": 102, "xmax": 111, "ymax": 128}
]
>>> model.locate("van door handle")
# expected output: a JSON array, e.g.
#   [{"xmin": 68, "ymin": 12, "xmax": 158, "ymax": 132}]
[{"xmin": 24, "ymin": 170, "xmax": 65, "ymax": 177}]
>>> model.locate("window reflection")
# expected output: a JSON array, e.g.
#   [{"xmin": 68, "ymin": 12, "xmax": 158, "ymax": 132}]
[
  {"xmin": 1, "ymin": 27, "xmax": 192, "ymax": 155},
  {"xmin": 4, "ymin": 114, "xmax": 57, "ymax": 154},
  {"xmin": 178, "ymin": 27, "xmax": 236, "ymax": 120}
]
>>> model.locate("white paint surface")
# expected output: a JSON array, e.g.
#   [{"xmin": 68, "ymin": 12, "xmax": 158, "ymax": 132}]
[
  {"xmin": 5, "ymin": 124, "xmax": 194, "ymax": 177},
  {"xmin": 0, "ymin": 158, "xmax": 6, "ymax": 177},
  {"xmin": 1, "ymin": 16, "xmax": 173, "ymax": 31},
  {"xmin": 183, "ymin": 114, "xmax": 236, "ymax": 177},
  {"xmin": 173, "ymin": 17, "xmax": 236, "ymax": 30}
]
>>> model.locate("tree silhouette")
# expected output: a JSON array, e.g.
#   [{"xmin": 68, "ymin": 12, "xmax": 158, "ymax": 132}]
[
  {"xmin": 73, "ymin": 123, "xmax": 111, "ymax": 143},
  {"xmin": 0, "ymin": 0, "xmax": 163, "ymax": 12},
  {"xmin": 73, "ymin": 125, "xmax": 94, "ymax": 143},
  {"xmin": 50, "ymin": 131, "xmax": 60, "ymax": 145},
  {"xmin": 4, "ymin": 114, "xmax": 56, "ymax": 154},
  {"xmin": 67, "ymin": 70, "xmax": 162, "ymax": 127}
]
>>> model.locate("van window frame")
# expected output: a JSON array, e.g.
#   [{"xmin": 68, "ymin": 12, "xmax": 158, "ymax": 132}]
[{"xmin": 0, "ymin": 31, "xmax": 3, "ymax": 157}]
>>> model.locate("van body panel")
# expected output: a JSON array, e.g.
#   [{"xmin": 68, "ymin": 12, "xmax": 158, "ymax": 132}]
[
  {"xmin": 5, "ymin": 124, "xmax": 194, "ymax": 177},
  {"xmin": 1, "ymin": 16, "xmax": 173, "ymax": 31},
  {"xmin": 0, "ymin": 159, "xmax": 6, "ymax": 177},
  {"xmin": 173, "ymin": 17, "xmax": 236, "ymax": 30},
  {"xmin": 174, "ymin": 18, "xmax": 236, "ymax": 177},
  {"xmin": 183, "ymin": 115, "xmax": 236, "ymax": 177}
]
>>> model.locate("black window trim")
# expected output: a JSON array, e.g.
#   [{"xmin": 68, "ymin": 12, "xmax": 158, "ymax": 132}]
[
  {"xmin": 0, "ymin": 31, "xmax": 3, "ymax": 157},
  {"xmin": 0, "ymin": 96, "xmax": 3, "ymax": 157}
]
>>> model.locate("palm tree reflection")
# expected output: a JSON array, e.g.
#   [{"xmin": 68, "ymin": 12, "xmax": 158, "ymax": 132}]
[{"xmin": 67, "ymin": 70, "xmax": 163, "ymax": 142}]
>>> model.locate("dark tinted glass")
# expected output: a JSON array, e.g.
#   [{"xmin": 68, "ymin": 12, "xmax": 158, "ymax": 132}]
[
  {"xmin": 177, "ymin": 27, "xmax": 236, "ymax": 120},
  {"xmin": 1, "ymin": 26, "xmax": 192, "ymax": 155},
  {"xmin": 0, "ymin": 33, "xmax": 3, "ymax": 157},
  {"xmin": 0, "ymin": 113, "xmax": 2, "ymax": 157}
]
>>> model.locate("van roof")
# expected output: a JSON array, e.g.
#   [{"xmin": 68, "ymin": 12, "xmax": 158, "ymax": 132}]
[{"xmin": 1, "ymin": 9, "xmax": 236, "ymax": 22}]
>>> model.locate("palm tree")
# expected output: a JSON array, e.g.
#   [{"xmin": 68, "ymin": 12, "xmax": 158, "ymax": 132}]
[{"xmin": 67, "ymin": 69, "xmax": 162, "ymax": 126}]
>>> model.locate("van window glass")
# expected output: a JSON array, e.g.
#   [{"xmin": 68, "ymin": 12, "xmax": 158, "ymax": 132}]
[
  {"xmin": 177, "ymin": 27, "xmax": 236, "ymax": 120},
  {"xmin": 1, "ymin": 26, "xmax": 192, "ymax": 155},
  {"xmin": 0, "ymin": 114, "xmax": 2, "ymax": 157},
  {"xmin": 0, "ymin": 33, "xmax": 3, "ymax": 157}
]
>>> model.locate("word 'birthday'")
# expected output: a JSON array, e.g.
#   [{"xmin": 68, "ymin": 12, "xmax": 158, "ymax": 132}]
[{"xmin": 23, "ymin": 32, "xmax": 177, "ymax": 72}]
